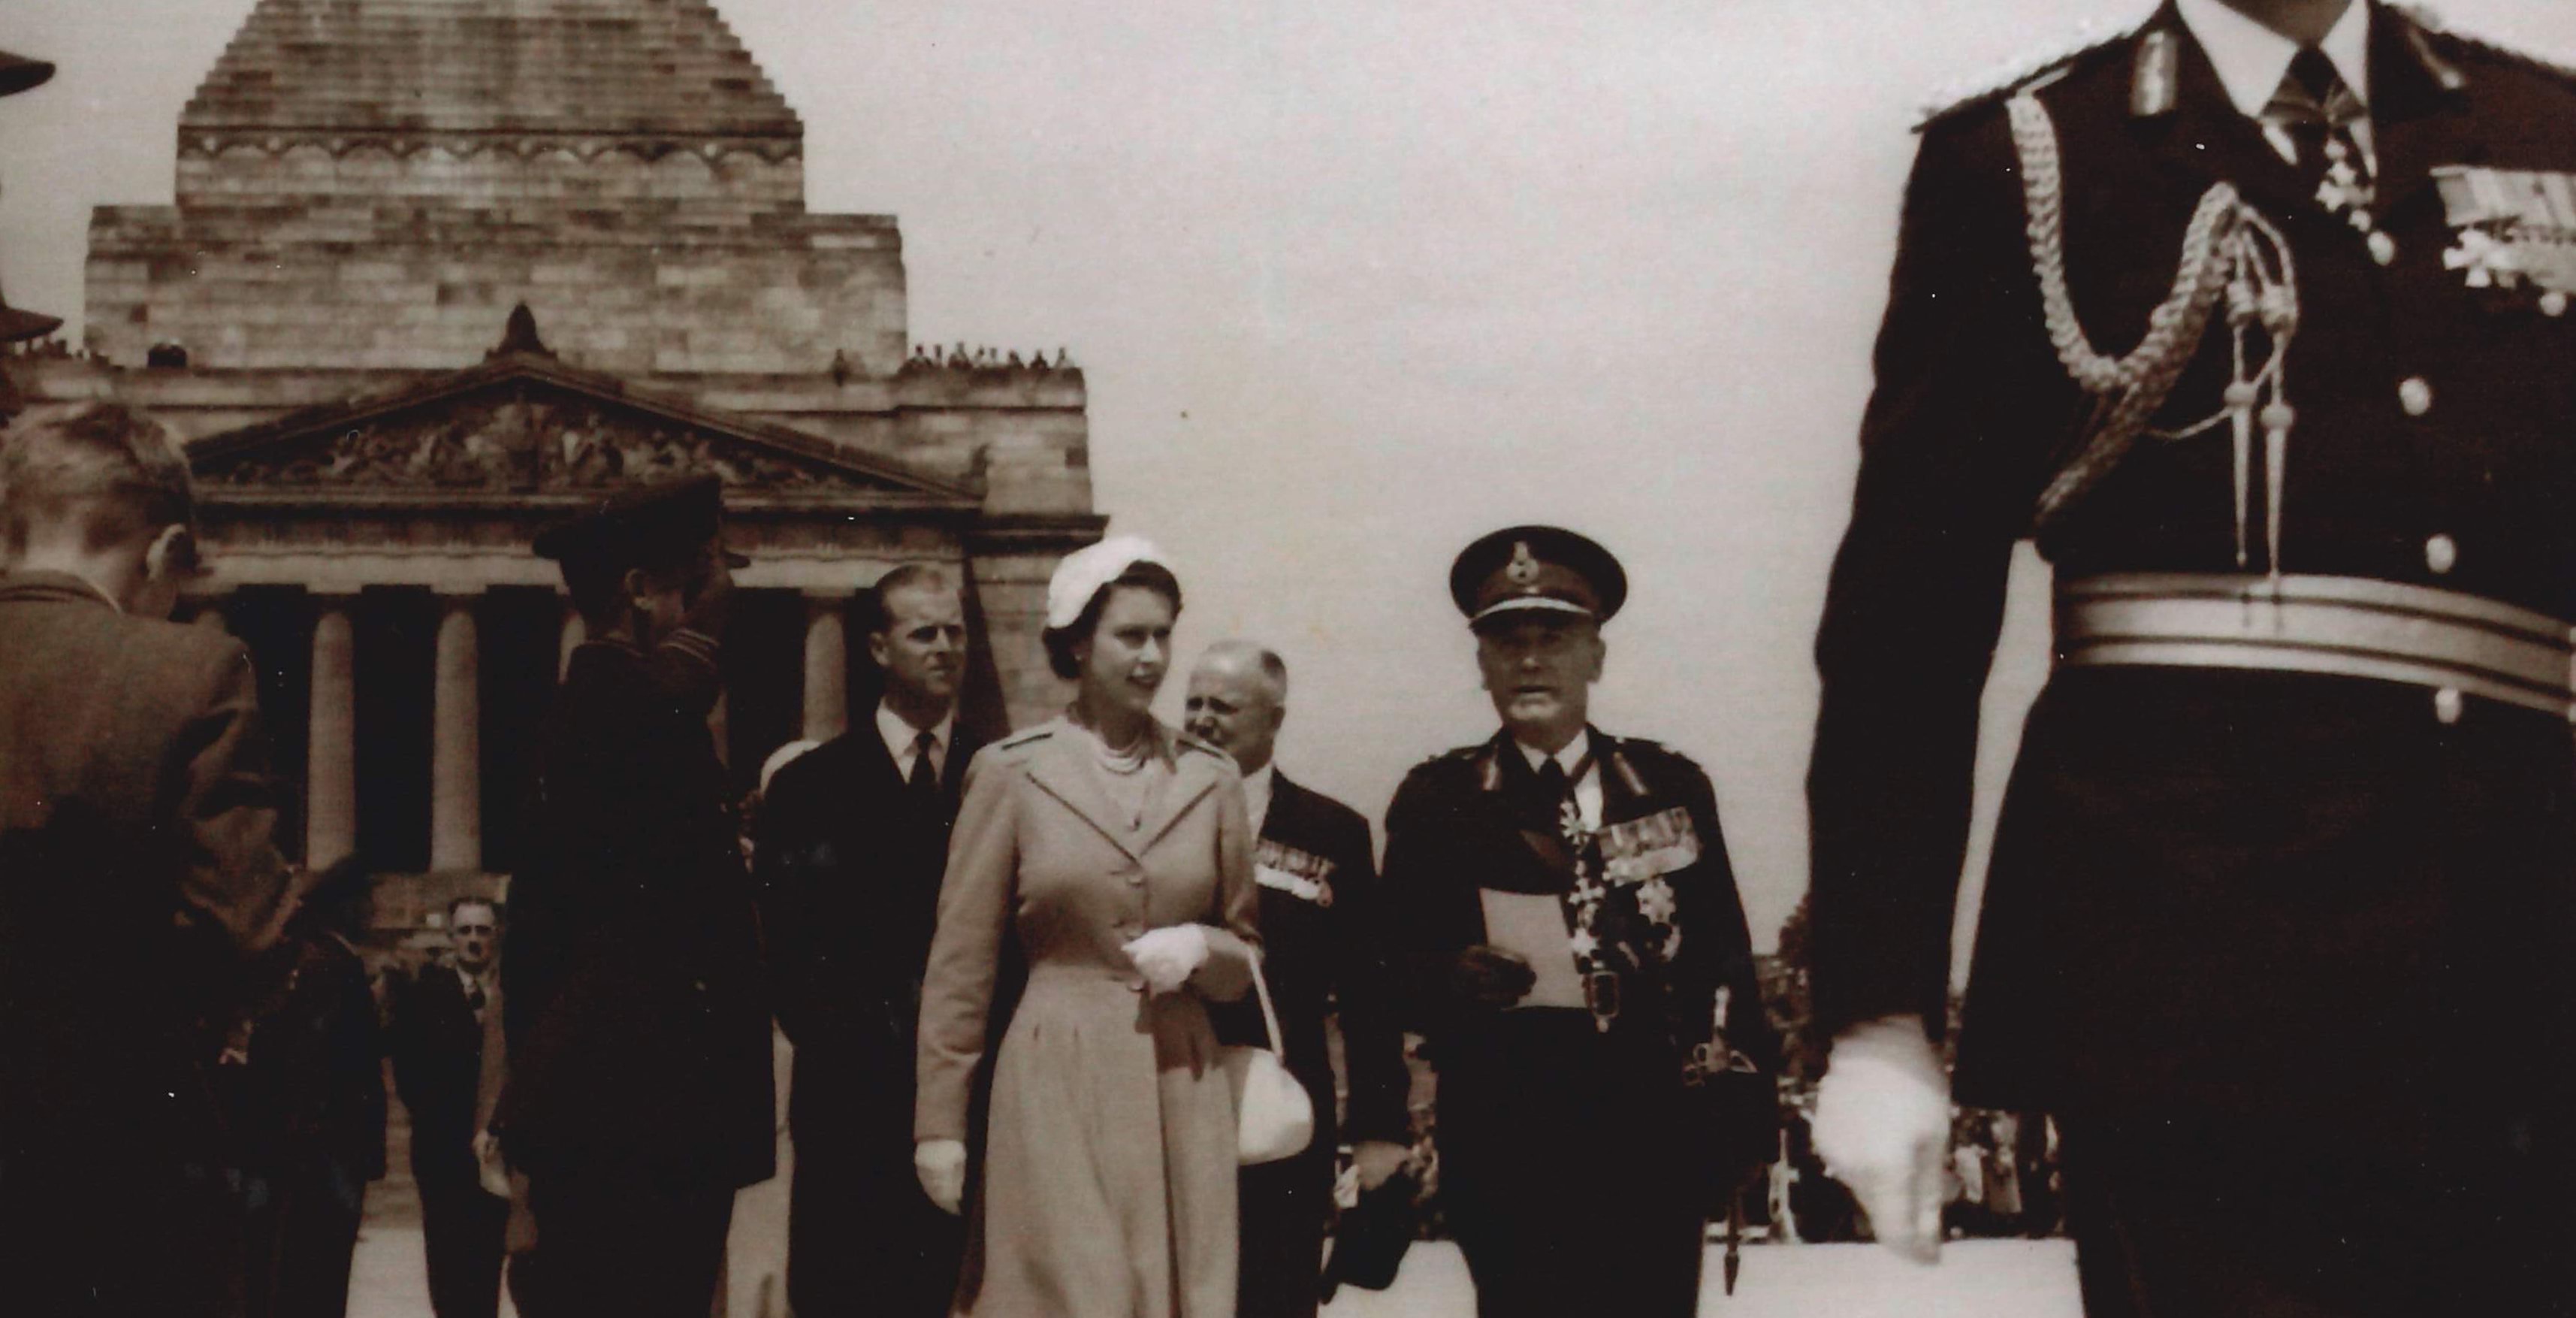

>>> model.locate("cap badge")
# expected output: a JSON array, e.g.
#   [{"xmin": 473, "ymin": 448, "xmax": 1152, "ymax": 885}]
[{"xmin": 1505, "ymin": 540, "xmax": 1542, "ymax": 588}]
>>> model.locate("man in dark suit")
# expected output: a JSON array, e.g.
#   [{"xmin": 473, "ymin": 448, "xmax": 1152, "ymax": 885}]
[
  {"xmin": 388, "ymin": 896, "xmax": 507, "ymax": 1318},
  {"xmin": 1382, "ymin": 528, "xmax": 1777, "ymax": 1318},
  {"xmin": 502, "ymin": 475, "xmax": 774, "ymax": 1318},
  {"xmin": 0, "ymin": 399, "xmax": 293, "ymax": 1316},
  {"xmin": 1807, "ymin": 3, "xmax": 2576, "ymax": 1313},
  {"xmin": 756, "ymin": 563, "xmax": 984, "ymax": 1318},
  {"xmin": 1185, "ymin": 640, "xmax": 1411, "ymax": 1318}
]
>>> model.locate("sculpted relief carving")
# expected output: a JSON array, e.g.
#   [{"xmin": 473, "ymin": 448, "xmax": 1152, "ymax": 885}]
[{"xmin": 204, "ymin": 393, "xmax": 877, "ymax": 494}]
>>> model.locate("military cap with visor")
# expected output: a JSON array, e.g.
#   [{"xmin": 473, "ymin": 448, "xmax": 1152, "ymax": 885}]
[
  {"xmin": 0, "ymin": 49, "xmax": 53, "ymax": 99},
  {"xmin": 1448, "ymin": 524, "xmax": 1627, "ymax": 630},
  {"xmin": 532, "ymin": 473, "xmax": 750, "ymax": 571},
  {"xmin": 0, "ymin": 49, "xmax": 65, "ymax": 345}
]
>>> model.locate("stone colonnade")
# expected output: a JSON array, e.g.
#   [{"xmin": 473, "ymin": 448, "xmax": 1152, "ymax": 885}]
[{"xmin": 223, "ymin": 586, "xmax": 862, "ymax": 875}]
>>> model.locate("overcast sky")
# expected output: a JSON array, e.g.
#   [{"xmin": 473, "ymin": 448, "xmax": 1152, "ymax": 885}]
[{"xmin": 2, "ymin": 0, "xmax": 2568, "ymax": 960}]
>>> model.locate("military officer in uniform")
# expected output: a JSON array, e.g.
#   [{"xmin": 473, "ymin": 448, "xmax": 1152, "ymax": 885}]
[
  {"xmin": 1807, "ymin": 4, "xmax": 2576, "ymax": 1314},
  {"xmin": 1183, "ymin": 640, "xmax": 1411, "ymax": 1318},
  {"xmin": 1382, "ymin": 527, "xmax": 1776, "ymax": 1318},
  {"xmin": 503, "ymin": 475, "xmax": 775, "ymax": 1318}
]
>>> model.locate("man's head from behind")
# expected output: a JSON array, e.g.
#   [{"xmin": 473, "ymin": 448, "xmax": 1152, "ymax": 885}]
[
  {"xmin": 0, "ymin": 401, "xmax": 203, "ymax": 618},
  {"xmin": 1185, "ymin": 640, "xmax": 1288, "ymax": 775},
  {"xmin": 870, "ymin": 564, "xmax": 968, "ymax": 723}
]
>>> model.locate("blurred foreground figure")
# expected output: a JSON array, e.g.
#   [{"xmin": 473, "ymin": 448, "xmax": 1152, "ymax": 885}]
[
  {"xmin": 0, "ymin": 400, "xmax": 292, "ymax": 1316},
  {"xmin": 757, "ymin": 564, "xmax": 983, "ymax": 1317},
  {"xmin": 503, "ymin": 475, "xmax": 774, "ymax": 1318},
  {"xmin": 1808, "ymin": 3, "xmax": 2576, "ymax": 1314},
  {"xmin": 1185, "ymin": 641, "xmax": 1411, "ymax": 1318},
  {"xmin": 229, "ymin": 857, "xmax": 386, "ymax": 1318},
  {"xmin": 1383, "ymin": 527, "xmax": 1777, "ymax": 1318}
]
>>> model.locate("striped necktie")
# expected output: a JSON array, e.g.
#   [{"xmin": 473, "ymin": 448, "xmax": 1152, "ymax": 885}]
[{"xmin": 2264, "ymin": 45, "xmax": 2375, "ymax": 227}]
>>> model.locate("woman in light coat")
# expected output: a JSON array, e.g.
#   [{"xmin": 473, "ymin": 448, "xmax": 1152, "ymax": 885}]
[{"xmin": 915, "ymin": 537, "xmax": 1260, "ymax": 1318}]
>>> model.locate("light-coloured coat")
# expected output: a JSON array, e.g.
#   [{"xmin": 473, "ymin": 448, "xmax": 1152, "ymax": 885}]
[{"xmin": 917, "ymin": 718, "xmax": 1259, "ymax": 1318}]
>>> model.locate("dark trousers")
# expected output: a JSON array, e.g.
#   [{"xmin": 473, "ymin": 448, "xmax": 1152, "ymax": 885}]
[
  {"xmin": 415, "ymin": 1160, "xmax": 507, "ymax": 1318},
  {"xmin": 243, "ymin": 1164, "xmax": 366, "ymax": 1318},
  {"xmin": 787, "ymin": 1132, "xmax": 963, "ymax": 1318},
  {"xmin": 513, "ymin": 1174, "xmax": 734, "ymax": 1318},
  {"xmin": 2061, "ymin": 1117, "xmax": 2576, "ymax": 1318},
  {"xmin": 1237, "ymin": 1141, "xmax": 1334, "ymax": 1318},
  {"xmin": 1438, "ymin": 1012, "xmax": 1710, "ymax": 1318},
  {"xmin": 0, "ymin": 1147, "xmax": 244, "ymax": 1318}
]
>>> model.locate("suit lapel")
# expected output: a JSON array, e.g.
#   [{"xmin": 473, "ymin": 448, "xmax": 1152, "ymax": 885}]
[
  {"xmin": 941, "ymin": 728, "xmax": 983, "ymax": 802},
  {"xmin": 1261, "ymin": 772, "xmax": 1305, "ymax": 847},
  {"xmin": 1134, "ymin": 733, "xmax": 1219, "ymax": 857},
  {"xmin": 853, "ymin": 720, "xmax": 902, "ymax": 795},
  {"xmin": 1022, "ymin": 730, "xmax": 1143, "ymax": 862},
  {"xmin": 1478, "ymin": 732, "xmax": 1580, "ymax": 883}
]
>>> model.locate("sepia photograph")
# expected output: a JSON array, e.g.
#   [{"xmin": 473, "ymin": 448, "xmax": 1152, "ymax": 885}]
[{"xmin": 1, "ymin": 0, "xmax": 2572, "ymax": 1314}]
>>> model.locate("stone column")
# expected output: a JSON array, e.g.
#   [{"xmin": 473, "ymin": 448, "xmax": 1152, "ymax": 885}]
[
  {"xmin": 431, "ymin": 592, "xmax": 482, "ymax": 873},
  {"xmin": 802, "ymin": 592, "xmax": 849, "ymax": 743},
  {"xmin": 557, "ymin": 597, "xmax": 587, "ymax": 680},
  {"xmin": 306, "ymin": 596, "xmax": 358, "ymax": 869}
]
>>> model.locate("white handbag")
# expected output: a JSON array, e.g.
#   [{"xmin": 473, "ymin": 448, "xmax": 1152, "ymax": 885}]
[{"xmin": 1222, "ymin": 951, "xmax": 1315, "ymax": 1165}]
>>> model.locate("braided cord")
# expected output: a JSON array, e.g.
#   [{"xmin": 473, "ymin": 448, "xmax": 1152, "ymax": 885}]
[{"xmin": 2007, "ymin": 93, "xmax": 2267, "ymax": 530}]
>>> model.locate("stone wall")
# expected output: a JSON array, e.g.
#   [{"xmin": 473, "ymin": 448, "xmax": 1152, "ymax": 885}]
[{"xmin": 88, "ymin": 197, "xmax": 904, "ymax": 376}]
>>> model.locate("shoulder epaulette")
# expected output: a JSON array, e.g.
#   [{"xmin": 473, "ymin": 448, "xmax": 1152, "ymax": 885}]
[
  {"xmin": 2395, "ymin": 5, "xmax": 2576, "ymax": 86},
  {"xmin": 1915, "ymin": 14, "xmax": 2145, "ymax": 129},
  {"xmin": 996, "ymin": 726, "xmax": 1054, "ymax": 751}
]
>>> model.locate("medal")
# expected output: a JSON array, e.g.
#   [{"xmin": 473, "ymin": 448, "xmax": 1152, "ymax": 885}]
[{"xmin": 2434, "ymin": 165, "xmax": 2576, "ymax": 298}]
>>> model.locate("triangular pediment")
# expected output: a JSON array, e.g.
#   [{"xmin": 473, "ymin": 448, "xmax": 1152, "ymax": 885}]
[{"xmin": 190, "ymin": 355, "xmax": 977, "ymax": 509}]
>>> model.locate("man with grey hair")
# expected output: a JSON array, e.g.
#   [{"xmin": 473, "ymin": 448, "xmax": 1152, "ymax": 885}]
[
  {"xmin": 1185, "ymin": 640, "xmax": 1411, "ymax": 1318},
  {"xmin": 757, "ymin": 562, "xmax": 989, "ymax": 1317},
  {"xmin": 0, "ymin": 399, "xmax": 292, "ymax": 1316}
]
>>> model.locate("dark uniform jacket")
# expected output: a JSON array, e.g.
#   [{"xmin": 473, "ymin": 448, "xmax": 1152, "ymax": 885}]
[
  {"xmin": 0, "ymin": 571, "xmax": 291, "ymax": 1154},
  {"xmin": 389, "ymin": 961, "xmax": 494, "ymax": 1183},
  {"xmin": 1809, "ymin": 3, "xmax": 2576, "ymax": 1152},
  {"xmin": 754, "ymin": 720, "xmax": 986, "ymax": 1145},
  {"xmin": 1231, "ymin": 770, "xmax": 1410, "ymax": 1153},
  {"xmin": 225, "ymin": 926, "xmax": 387, "ymax": 1187},
  {"xmin": 501, "ymin": 636, "xmax": 773, "ymax": 1190},
  {"xmin": 1385, "ymin": 729, "xmax": 1775, "ymax": 1147}
]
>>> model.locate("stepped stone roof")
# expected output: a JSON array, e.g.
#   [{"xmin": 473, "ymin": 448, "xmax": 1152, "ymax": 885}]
[{"xmin": 182, "ymin": 0, "xmax": 801, "ymax": 142}]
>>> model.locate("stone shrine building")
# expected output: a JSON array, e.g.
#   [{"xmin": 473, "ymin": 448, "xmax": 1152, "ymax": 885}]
[{"xmin": 11, "ymin": 0, "xmax": 1104, "ymax": 920}]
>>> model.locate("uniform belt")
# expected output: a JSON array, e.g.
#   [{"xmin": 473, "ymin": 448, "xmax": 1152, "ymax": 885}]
[{"xmin": 2055, "ymin": 573, "xmax": 2576, "ymax": 720}]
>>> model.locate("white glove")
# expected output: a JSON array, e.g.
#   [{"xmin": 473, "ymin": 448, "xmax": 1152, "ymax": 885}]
[
  {"xmin": 915, "ymin": 1138, "xmax": 968, "ymax": 1215},
  {"xmin": 1812, "ymin": 1015, "xmax": 1952, "ymax": 1264},
  {"xmin": 1123, "ymin": 924, "xmax": 1212, "ymax": 994}
]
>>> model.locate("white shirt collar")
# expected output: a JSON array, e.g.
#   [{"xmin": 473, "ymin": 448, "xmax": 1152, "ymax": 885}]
[
  {"xmin": 877, "ymin": 700, "xmax": 955, "ymax": 772},
  {"xmin": 2175, "ymin": 0, "xmax": 2373, "ymax": 119},
  {"xmin": 1514, "ymin": 729, "xmax": 1593, "ymax": 778},
  {"xmin": 1241, "ymin": 762, "xmax": 1277, "ymax": 835}
]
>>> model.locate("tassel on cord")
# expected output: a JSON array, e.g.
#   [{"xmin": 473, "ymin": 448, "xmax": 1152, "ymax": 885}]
[{"xmin": 2012, "ymin": 92, "xmax": 2300, "ymax": 572}]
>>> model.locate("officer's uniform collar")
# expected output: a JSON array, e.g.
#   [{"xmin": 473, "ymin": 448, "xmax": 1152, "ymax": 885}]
[
  {"xmin": 1513, "ymin": 729, "xmax": 1593, "ymax": 781},
  {"xmin": 2173, "ymin": 0, "xmax": 2373, "ymax": 117}
]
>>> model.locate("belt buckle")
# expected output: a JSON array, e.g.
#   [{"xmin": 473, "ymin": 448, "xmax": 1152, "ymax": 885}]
[{"xmin": 1584, "ymin": 971, "xmax": 1620, "ymax": 1030}]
